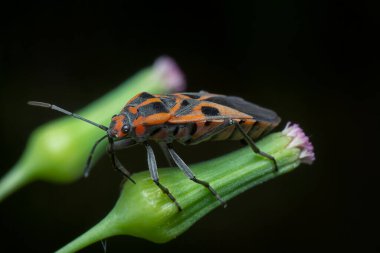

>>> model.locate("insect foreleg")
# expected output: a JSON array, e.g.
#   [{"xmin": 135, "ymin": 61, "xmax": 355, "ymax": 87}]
[
  {"xmin": 84, "ymin": 134, "xmax": 108, "ymax": 177},
  {"xmin": 144, "ymin": 142, "xmax": 182, "ymax": 211},
  {"xmin": 112, "ymin": 139, "xmax": 137, "ymax": 151},
  {"xmin": 234, "ymin": 122, "xmax": 278, "ymax": 171},
  {"xmin": 165, "ymin": 144, "xmax": 227, "ymax": 208},
  {"xmin": 108, "ymin": 138, "xmax": 136, "ymax": 184}
]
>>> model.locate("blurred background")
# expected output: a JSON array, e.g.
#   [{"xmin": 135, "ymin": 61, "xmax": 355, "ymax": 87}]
[{"xmin": 0, "ymin": 1, "xmax": 378, "ymax": 252}]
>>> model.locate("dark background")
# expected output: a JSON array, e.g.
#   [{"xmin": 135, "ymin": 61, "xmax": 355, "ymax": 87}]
[{"xmin": 0, "ymin": 1, "xmax": 378, "ymax": 252}]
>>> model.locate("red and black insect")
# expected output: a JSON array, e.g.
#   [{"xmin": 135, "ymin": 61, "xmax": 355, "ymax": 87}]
[{"xmin": 29, "ymin": 91, "xmax": 281, "ymax": 211}]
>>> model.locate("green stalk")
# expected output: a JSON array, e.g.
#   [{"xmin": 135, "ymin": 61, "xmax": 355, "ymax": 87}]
[
  {"xmin": 56, "ymin": 124, "xmax": 315, "ymax": 253},
  {"xmin": 0, "ymin": 56, "xmax": 185, "ymax": 202}
]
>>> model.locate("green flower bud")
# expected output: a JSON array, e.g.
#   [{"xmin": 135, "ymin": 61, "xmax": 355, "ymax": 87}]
[
  {"xmin": 0, "ymin": 56, "xmax": 186, "ymax": 202},
  {"xmin": 56, "ymin": 123, "xmax": 315, "ymax": 253}
]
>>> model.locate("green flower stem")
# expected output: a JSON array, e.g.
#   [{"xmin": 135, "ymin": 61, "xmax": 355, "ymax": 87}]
[
  {"xmin": 0, "ymin": 161, "xmax": 33, "ymax": 202},
  {"xmin": 0, "ymin": 57, "xmax": 185, "ymax": 202},
  {"xmin": 56, "ymin": 126, "xmax": 314, "ymax": 253}
]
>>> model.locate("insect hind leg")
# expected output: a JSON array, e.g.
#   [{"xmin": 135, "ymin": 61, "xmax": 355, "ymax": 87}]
[
  {"xmin": 166, "ymin": 144, "xmax": 227, "ymax": 208},
  {"xmin": 144, "ymin": 142, "xmax": 182, "ymax": 211},
  {"xmin": 234, "ymin": 122, "xmax": 278, "ymax": 171}
]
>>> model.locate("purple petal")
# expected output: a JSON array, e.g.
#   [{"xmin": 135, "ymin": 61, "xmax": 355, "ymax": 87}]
[
  {"xmin": 153, "ymin": 56, "xmax": 186, "ymax": 92},
  {"xmin": 282, "ymin": 122, "xmax": 315, "ymax": 164}
]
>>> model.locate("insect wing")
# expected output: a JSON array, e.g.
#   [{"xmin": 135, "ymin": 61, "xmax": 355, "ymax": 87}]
[
  {"xmin": 168, "ymin": 97, "xmax": 252, "ymax": 124},
  {"xmin": 200, "ymin": 95, "xmax": 280, "ymax": 123}
]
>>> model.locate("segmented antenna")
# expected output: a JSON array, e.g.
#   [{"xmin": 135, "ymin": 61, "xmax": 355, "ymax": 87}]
[{"xmin": 27, "ymin": 101, "xmax": 109, "ymax": 131}]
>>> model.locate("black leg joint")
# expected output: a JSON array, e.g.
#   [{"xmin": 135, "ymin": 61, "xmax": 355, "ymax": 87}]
[{"xmin": 154, "ymin": 180, "xmax": 182, "ymax": 211}]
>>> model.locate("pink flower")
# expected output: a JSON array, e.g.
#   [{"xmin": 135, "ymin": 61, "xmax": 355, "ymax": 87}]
[
  {"xmin": 282, "ymin": 122, "xmax": 315, "ymax": 165},
  {"xmin": 153, "ymin": 56, "xmax": 186, "ymax": 92}
]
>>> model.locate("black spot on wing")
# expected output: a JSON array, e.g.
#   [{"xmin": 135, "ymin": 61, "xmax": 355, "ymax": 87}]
[
  {"xmin": 140, "ymin": 92, "xmax": 155, "ymax": 99},
  {"xmin": 181, "ymin": 100, "xmax": 189, "ymax": 107},
  {"xmin": 204, "ymin": 96, "xmax": 280, "ymax": 123},
  {"xmin": 201, "ymin": 106, "xmax": 220, "ymax": 116},
  {"xmin": 175, "ymin": 99, "xmax": 200, "ymax": 116},
  {"xmin": 139, "ymin": 102, "xmax": 169, "ymax": 117}
]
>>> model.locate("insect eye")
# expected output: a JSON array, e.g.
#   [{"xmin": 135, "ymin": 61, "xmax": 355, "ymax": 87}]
[{"xmin": 121, "ymin": 125, "xmax": 130, "ymax": 134}]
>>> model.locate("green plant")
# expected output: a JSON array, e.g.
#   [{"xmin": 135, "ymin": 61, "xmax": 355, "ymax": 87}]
[{"xmin": 56, "ymin": 123, "xmax": 314, "ymax": 253}]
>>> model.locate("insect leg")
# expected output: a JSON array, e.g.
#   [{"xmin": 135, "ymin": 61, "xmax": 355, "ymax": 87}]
[
  {"xmin": 158, "ymin": 142, "xmax": 175, "ymax": 167},
  {"xmin": 144, "ymin": 142, "xmax": 182, "ymax": 211},
  {"xmin": 166, "ymin": 144, "xmax": 227, "ymax": 208},
  {"xmin": 100, "ymin": 239, "xmax": 107, "ymax": 253},
  {"xmin": 112, "ymin": 139, "xmax": 138, "ymax": 151},
  {"xmin": 234, "ymin": 122, "xmax": 278, "ymax": 171},
  {"xmin": 111, "ymin": 139, "xmax": 139, "ymax": 183},
  {"xmin": 84, "ymin": 134, "xmax": 108, "ymax": 177},
  {"xmin": 108, "ymin": 138, "xmax": 136, "ymax": 184}
]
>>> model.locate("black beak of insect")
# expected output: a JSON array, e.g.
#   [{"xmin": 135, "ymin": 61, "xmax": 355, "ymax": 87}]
[{"xmin": 107, "ymin": 129, "xmax": 118, "ymax": 138}]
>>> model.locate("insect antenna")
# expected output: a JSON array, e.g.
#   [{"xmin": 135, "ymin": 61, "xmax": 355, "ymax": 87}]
[{"xmin": 28, "ymin": 101, "xmax": 108, "ymax": 131}]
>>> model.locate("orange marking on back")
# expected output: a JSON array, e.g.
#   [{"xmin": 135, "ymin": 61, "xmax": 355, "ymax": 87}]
[
  {"xmin": 133, "ymin": 116, "xmax": 143, "ymax": 126},
  {"xmin": 169, "ymin": 114, "xmax": 208, "ymax": 123},
  {"xmin": 128, "ymin": 106, "xmax": 138, "ymax": 114},
  {"xmin": 141, "ymin": 113, "xmax": 171, "ymax": 125},
  {"xmin": 169, "ymin": 101, "xmax": 252, "ymax": 123},
  {"xmin": 168, "ymin": 96, "xmax": 183, "ymax": 115},
  {"xmin": 133, "ymin": 113, "xmax": 171, "ymax": 128},
  {"xmin": 172, "ymin": 93, "xmax": 192, "ymax": 99},
  {"xmin": 136, "ymin": 98, "xmax": 162, "ymax": 108},
  {"xmin": 197, "ymin": 102, "xmax": 252, "ymax": 119},
  {"xmin": 128, "ymin": 92, "xmax": 145, "ymax": 103}
]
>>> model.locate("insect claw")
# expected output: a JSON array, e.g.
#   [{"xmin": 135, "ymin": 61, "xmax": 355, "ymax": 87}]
[
  {"xmin": 127, "ymin": 176, "xmax": 136, "ymax": 184},
  {"xmin": 176, "ymin": 203, "xmax": 183, "ymax": 212},
  {"xmin": 273, "ymin": 159, "xmax": 279, "ymax": 172},
  {"xmin": 83, "ymin": 169, "xmax": 90, "ymax": 178}
]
